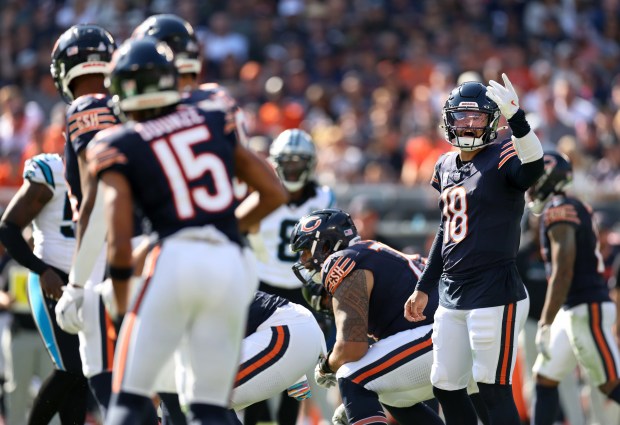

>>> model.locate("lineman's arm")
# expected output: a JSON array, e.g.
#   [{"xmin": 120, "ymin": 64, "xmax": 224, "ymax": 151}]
[
  {"xmin": 326, "ymin": 269, "xmax": 372, "ymax": 372},
  {"xmin": 539, "ymin": 223, "xmax": 576, "ymax": 327}
]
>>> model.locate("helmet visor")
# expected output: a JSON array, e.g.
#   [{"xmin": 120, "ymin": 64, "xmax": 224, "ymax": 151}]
[{"xmin": 447, "ymin": 111, "xmax": 490, "ymax": 138}]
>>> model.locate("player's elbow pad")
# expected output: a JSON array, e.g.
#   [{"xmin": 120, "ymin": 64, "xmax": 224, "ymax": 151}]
[{"xmin": 512, "ymin": 130, "xmax": 543, "ymax": 164}]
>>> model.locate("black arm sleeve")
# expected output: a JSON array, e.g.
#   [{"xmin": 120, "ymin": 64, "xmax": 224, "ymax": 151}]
[
  {"xmin": 507, "ymin": 109, "xmax": 531, "ymax": 138},
  {"xmin": 506, "ymin": 157, "xmax": 544, "ymax": 191},
  {"xmin": 416, "ymin": 225, "xmax": 444, "ymax": 293},
  {"xmin": 0, "ymin": 221, "xmax": 49, "ymax": 275}
]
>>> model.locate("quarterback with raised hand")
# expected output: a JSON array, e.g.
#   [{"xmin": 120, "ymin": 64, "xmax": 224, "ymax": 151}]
[{"xmin": 405, "ymin": 74, "xmax": 544, "ymax": 425}]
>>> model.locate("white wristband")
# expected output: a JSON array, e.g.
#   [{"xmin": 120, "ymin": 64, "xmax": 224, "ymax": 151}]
[{"xmin": 512, "ymin": 130, "xmax": 543, "ymax": 164}]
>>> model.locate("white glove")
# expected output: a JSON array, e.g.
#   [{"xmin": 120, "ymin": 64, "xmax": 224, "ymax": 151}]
[
  {"xmin": 314, "ymin": 362, "xmax": 337, "ymax": 389},
  {"xmin": 95, "ymin": 278, "xmax": 118, "ymax": 320},
  {"xmin": 55, "ymin": 284, "xmax": 84, "ymax": 334},
  {"xmin": 486, "ymin": 73, "xmax": 520, "ymax": 119},
  {"xmin": 332, "ymin": 403, "xmax": 348, "ymax": 425},
  {"xmin": 536, "ymin": 323, "xmax": 551, "ymax": 360}
]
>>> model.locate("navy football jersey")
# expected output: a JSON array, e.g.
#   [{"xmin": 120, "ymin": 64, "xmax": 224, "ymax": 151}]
[
  {"xmin": 245, "ymin": 291, "xmax": 290, "ymax": 336},
  {"xmin": 64, "ymin": 94, "xmax": 120, "ymax": 210},
  {"xmin": 321, "ymin": 240, "xmax": 438, "ymax": 341},
  {"xmin": 88, "ymin": 104, "xmax": 241, "ymax": 243},
  {"xmin": 429, "ymin": 140, "xmax": 530, "ymax": 309},
  {"xmin": 540, "ymin": 195, "xmax": 610, "ymax": 308}
]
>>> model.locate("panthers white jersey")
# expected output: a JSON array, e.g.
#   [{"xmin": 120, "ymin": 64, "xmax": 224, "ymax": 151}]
[
  {"xmin": 253, "ymin": 184, "xmax": 335, "ymax": 289},
  {"xmin": 24, "ymin": 154, "xmax": 75, "ymax": 273}
]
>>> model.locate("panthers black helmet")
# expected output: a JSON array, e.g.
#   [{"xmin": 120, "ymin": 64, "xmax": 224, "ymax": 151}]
[
  {"xmin": 51, "ymin": 24, "xmax": 116, "ymax": 104},
  {"xmin": 527, "ymin": 151, "xmax": 572, "ymax": 215},
  {"xmin": 132, "ymin": 14, "xmax": 201, "ymax": 75},
  {"xmin": 442, "ymin": 81, "xmax": 501, "ymax": 151},
  {"xmin": 106, "ymin": 38, "xmax": 180, "ymax": 113},
  {"xmin": 290, "ymin": 209, "xmax": 359, "ymax": 288}
]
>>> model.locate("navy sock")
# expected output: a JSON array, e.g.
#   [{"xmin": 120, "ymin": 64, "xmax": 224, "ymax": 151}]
[
  {"xmin": 106, "ymin": 391, "xmax": 158, "ymax": 425},
  {"xmin": 88, "ymin": 371, "xmax": 112, "ymax": 420},
  {"xmin": 432, "ymin": 386, "xmax": 477, "ymax": 425},
  {"xmin": 188, "ymin": 403, "xmax": 232, "ymax": 425},
  {"xmin": 608, "ymin": 384, "xmax": 620, "ymax": 404},
  {"xmin": 469, "ymin": 392, "xmax": 490, "ymax": 425},
  {"xmin": 476, "ymin": 383, "xmax": 520, "ymax": 425},
  {"xmin": 159, "ymin": 392, "xmax": 187, "ymax": 425},
  {"xmin": 383, "ymin": 402, "xmax": 444, "ymax": 425},
  {"xmin": 338, "ymin": 378, "xmax": 387, "ymax": 424},
  {"xmin": 532, "ymin": 384, "xmax": 559, "ymax": 425}
]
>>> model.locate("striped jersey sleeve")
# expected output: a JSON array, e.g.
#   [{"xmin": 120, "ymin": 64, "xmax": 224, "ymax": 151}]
[{"xmin": 66, "ymin": 95, "xmax": 120, "ymax": 154}]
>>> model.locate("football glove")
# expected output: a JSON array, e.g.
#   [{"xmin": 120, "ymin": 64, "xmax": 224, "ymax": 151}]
[
  {"xmin": 314, "ymin": 362, "xmax": 337, "ymax": 389},
  {"xmin": 55, "ymin": 284, "xmax": 84, "ymax": 334},
  {"xmin": 535, "ymin": 323, "xmax": 551, "ymax": 360},
  {"xmin": 486, "ymin": 73, "xmax": 520, "ymax": 120},
  {"xmin": 332, "ymin": 403, "xmax": 348, "ymax": 425},
  {"xmin": 287, "ymin": 378, "xmax": 312, "ymax": 401}
]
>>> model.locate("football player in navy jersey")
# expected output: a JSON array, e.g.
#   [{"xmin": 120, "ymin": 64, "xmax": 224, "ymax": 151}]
[
  {"xmin": 527, "ymin": 152, "xmax": 620, "ymax": 425},
  {"xmin": 405, "ymin": 74, "xmax": 544, "ymax": 425},
  {"xmin": 290, "ymin": 209, "xmax": 446, "ymax": 425},
  {"xmin": 89, "ymin": 38, "xmax": 286, "ymax": 425},
  {"xmin": 50, "ymin": 24, "xmax": 120, "ymax": 417}
]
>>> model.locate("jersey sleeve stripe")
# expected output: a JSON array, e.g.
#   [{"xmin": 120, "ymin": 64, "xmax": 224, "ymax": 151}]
[
  {"xmin": 501, "ymin": 141, "xmax": 514, "ymax": 150},
  {"xmin": 67, "ymin": 107, "xmax": 110, "ymax": 121},
  {"xmin": 69, "ymin": 123, "xmax": 116, "ymax": 142},
  {"xmin": 544, "ymin": 205, "xmax": 581, "ymax": 226},
  {"xmin": 68, "ymin": 114, "xmax": 117, "ymax": 132},
  {"xmin": 498, "ymin": 151, "xmax": 518, "ymax": 169},
  {"xmin": 325, "ymin": 257, "xmax": 356, "ymax": 294},
  {"xmin": 32, "ymin": 158, "xmax": 55, "ymax": 188},
  {"xmin": 500, "ymin": 146, "xmax": 516, "ymax": 158}
]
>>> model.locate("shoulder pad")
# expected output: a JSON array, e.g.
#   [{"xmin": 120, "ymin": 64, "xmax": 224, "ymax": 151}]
[{"xmin": 23, "ymin": 153, "xmax": 63, "ymax": 189}]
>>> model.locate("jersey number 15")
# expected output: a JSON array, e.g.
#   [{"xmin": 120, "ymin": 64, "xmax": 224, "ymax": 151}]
[{"xmin": 152, "ymin": 125, "xmax": 234, "ymax": 220}]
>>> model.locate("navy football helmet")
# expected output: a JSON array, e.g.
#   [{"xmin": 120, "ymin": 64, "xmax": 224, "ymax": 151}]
[
  {"xmin": 442, "ymin": 81, "xmax": 501, "ymax": 151},
  {"xmin": 290, "ymin": 209, "xmax": 359, "ymax": 312},
  {"xmin": 527, "ymin": 151, "xmax": 572, "ymax": 215},
  {"xmin": 132, "ymin": 14, "xmax": 202, "ymax": 75},
  {"xmin": 106, "ymin": 38, "xmax": 180, "ymax": 114},
  {"xmin": 50, "ymin": 24, "xmax": 116, "ymax": 104},
  {"xmin": 269, "ymin": 129, "xmax": 317, "ymax": 192}
]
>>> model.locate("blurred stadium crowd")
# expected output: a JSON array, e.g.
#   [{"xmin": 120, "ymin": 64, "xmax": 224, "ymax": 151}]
[{"xmin": 0, "ymin": 0, "xmax": 619, "ymax": 199}]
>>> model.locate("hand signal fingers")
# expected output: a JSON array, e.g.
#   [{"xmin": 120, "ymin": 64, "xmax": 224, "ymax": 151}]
[{"xmin": 501, "ymin": 73, "xmax": 516, "ymax": 94}]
